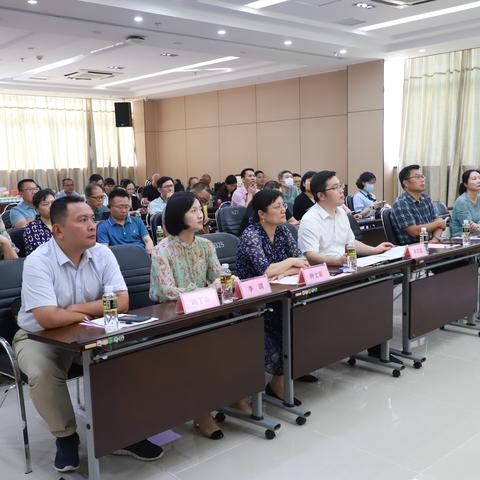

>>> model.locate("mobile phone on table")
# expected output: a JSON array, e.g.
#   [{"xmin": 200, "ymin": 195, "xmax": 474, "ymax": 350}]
[{"xmin": 120, "ymin": 315, "xmax": 151, "ymax": 323}]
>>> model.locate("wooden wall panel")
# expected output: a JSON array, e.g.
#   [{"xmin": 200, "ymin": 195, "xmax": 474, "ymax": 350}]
[
  {"xmin": 157, "ymin": 130, "xmax": 187, "ymax": 181},
  {"xmin": 256, "ymin": 78, "xmax": 299, "ymax": 122},
  {"xmin": 219, "ymin": 86, "xmax": 256, "ymax": 126},
  {"xmin": 186, "ymin": 127, "xmax": 220, "ymax": 181},
  {"xmin": 348, "ymin": 61, "xmax": 384, "ymax": 112},
  {"xmin": 219, "ymin": 124, "xmax": 257, "ymax": 179},
  {"xmin": 185, "ymin": 92, "xmax": 218, "ymax": 129}
]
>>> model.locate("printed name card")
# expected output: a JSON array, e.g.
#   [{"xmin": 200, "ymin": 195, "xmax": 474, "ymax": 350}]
[
  {"xmin": 176, "ymin": 287, "xmax": 220, "ymax": 314},
  {"xmin": 405, "ymin": 243, "xmax": 428, "ymax": 259},
  {"xmin": 298, "ymin": 263, "xmax": 330, "ymax": 286},
  {"xmin": 235, "ymin": 275, "xmax": 272, "ymax": 300}
]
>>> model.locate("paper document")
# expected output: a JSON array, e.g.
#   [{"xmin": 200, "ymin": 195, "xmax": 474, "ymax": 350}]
[
  {"xmin": 270, "ymin": 275, "xmax": 299, "ymax": 285},
  {"xmin": 357, "ymin": 246, "xmax": 407, "ymax": 268},
  {"xmin": 82, "ymin": 314, "xmax": 158, "ymax": 330}
]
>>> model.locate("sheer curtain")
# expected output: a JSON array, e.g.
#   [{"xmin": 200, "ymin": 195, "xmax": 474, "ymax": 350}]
[
  {"xmin": 0, "ymin": 94, "xmax": 136, "ymax": 192},
  {"xmin": 400, "ymin": 48, "xmax": 480, "ymax": 206}
]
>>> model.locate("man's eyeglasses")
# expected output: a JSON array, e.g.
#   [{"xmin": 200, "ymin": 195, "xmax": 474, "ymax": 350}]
[
  {"xmin": 22, "ymin": 187, "xmax": 39, "ymax": 193},
  {"xmin": 323, "ymin": 183, "xmax": 345, "ymax": 192},
  {"xmin": 406, "ymin": 175, "xmax": 425, "ymax": 181},
  {"xmin": 89, "ymin": 195, "xmax": 105, "ymax": 201},
  {"xmin": 111, "ymin": 204, "xmax": 130, "ymax": 210}
]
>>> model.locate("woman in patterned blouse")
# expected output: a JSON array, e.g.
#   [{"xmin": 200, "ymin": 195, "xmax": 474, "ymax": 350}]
[
  {"xmin": 237, "ymin": 189, "xmax": 309, "ymax": 404},
  {"xmin": 23, "ymin": 189, "xmax": 54, "ymax": 256},
  {"xmin": 150, "ymin": 191, "xmax": 249, "ymax": 440}
]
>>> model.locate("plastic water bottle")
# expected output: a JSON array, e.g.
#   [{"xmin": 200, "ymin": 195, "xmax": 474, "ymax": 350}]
[
  {"xmin": 102, "ymin": 286, "xmax": 119, "ymax": 333},
  {"xmin": 156, "ymin": 226, "xmax": 164, "ymax": 244},
  {"xmin": 220, "ymin": 263, "xmax": 234, "ymax": 304},
  {"xmin": 462, "ymin": 220, "xmax": 471, "ymax": 246},
  {"xmin": 346, "ymin": 242, "xmax": 357, "ymax": 272},
  {"xmin": 419, "ymin": 227, "xmax": 429, "ymax": 245}
]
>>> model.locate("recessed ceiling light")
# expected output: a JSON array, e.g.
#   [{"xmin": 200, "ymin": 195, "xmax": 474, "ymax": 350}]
[
  {"xmin": 419, "ymin": 48, "xmax": 426, "ymax": 53},
  {"xmin": 354, "ymin": 2, "xmax": 374, "ymax": 8},
  {"xmin": 217, "ymin": 29, "xmax": 227, "ymax": 35},
  {"xmin": 134, "ymin": 16, "xmax": 143, "ymax": 22},
  {"xmin": 160, "ymin": 52, "xmax": 178, "ymax": 57},
  {"xmin": 284, "ymin": 39, "xmax": 292, "ymax": 46},
  {"xmin": 245, "ymin": 0, "xmax": 288, "ymax": 9},
  {"xmin": 107, "ymin": 66, "xmax": 125, "ymax": 69},
  {"xmin": 27, "ymin": 0, "xmax": 38, "ymax": 4},
  {"xmin": 339, "ymin": 49, "xmax": 348, "ymax": 55}
]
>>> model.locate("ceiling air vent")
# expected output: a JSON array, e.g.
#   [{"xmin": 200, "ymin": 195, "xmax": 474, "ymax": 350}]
[
  {"xmin": 64, "ymin": 70, "xmax": 115, "ymax": 81},
  {"xmin": 372, "ymin": 0, "xmax": 438, "ymax": 6}
]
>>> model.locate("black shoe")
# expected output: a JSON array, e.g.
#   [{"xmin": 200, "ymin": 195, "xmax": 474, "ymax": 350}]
[
  {"xmin": 296, "ymin": 374, "xmax": 318, "ymax": 383},
  {"xmin": 54, "ymin": 432, "xmax": 80, "ymax": 472},
  {"xmin": 265, "ymin": 383, "xmax": 302, "ymax": 406},
  {"xmin": 113, "ymin": 439, "xmax": 164, "ymax": 462}
]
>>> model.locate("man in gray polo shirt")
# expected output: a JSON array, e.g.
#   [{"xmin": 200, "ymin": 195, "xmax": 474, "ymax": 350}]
[{"xmin": 13, "ymin": 196, "xmax": 163, "ymax": 472}]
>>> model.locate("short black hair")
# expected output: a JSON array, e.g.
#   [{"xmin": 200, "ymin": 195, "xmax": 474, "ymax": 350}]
[
  {"xmin": 251, "ymin": 189, "xmax": 284, "ymax": 223},
  {"xmin": 108, "ymin": 188, "xmax": 129, "ymax": 203},
  {"xmin": 89, "ymin": 173, "xmax": 104, "ymax": 183},
  {"xmin": 255, "ymin": 170, "xmax": 264, "ymax": 176},
  {"xmin": 278, "ymin": 170, "xmax": 292, "ymax": 181},
  {"xmin": 174, "ymin": 179, "xmax": 185, "ymax": 192},
  {"xmin": 300, "ymin": 171, "xmax": 316, "ymax": 193},
  {"xmin": 264, "ymin": 180, "xmax": 281, "ymax": 190},
  {"xmin": 17, "ymin": 179, "xmax": 36, "ymax": 191},
  {"xmin": 225, "ymin": 175, "xmax": 237, "ymax": 185},
  {"xmin": 32, "ymin": 188, "xmax": 55, "ymax": 208},
  {"xmin": 50, "ymin": 196, "xmax": 85, "ymax": 225},
  {"xmin": 164, "ymin": 191, "xmax": 197, "ymax": 236},
  {"xmin": 85, "ymin": 182, "xmax": 103, "ymax": 198},
  {"xmin": 293, "ymin": 173, "xmax": 301, "ymax": 178},
  {"xmin": 310, "ymin": 170, "xmax": 336, "ymax": 201},
  {"xmin": 104, "ymin": 177, "xmax": 116, "ymax": 186},
  {"xmin": 156, "ymin": 176, "xmax": 174, "ymax": 189},
  {"xmin": 398, "ymin": 164, "xmax": 421, "ymax": 189},
  {"xmin": 459, "ymin": 169, "xmax": 480, "ymax": 195},
  {"xmin": 187, "ymin": 176, "xmax": 199, "ymax": 187},
  {"xmin": 240, "ymin": 168, "xmax": 255, "ymax": 179},
  {"xmin": 61, "ymin": 178, "xmax": 73, "ymax": 185},
  {"xmin": 355, "ymin": 171, "xmax": 376, "ymax": 190},
  {"xmin": 191, "ymin": 182, "xmax": 211, "ymax": 194}
]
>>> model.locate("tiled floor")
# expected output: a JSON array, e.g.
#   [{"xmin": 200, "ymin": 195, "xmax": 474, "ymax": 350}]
[{"xmin": 2, "ymin": 293, "xmax": 480, "ymax": 480}]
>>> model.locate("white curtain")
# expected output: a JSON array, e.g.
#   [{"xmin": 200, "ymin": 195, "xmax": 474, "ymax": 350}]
[
  {"xmin": 0, "ymin": 93, "xmax": 136, "ymax": 193},
  {"xmin": 400, "ymin": 48, "xmax": 480, "ymax": 206}
]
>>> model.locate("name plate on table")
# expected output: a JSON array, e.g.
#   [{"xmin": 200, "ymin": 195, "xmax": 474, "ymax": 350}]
[
  {"xmin": 405, "ymin": 243, "xmax": 428, "ymax": 259},
  {"xmin": 298, "ymin": 263, "xmax": 330, "ymax": 286},
  {"xmin": 176, "ymin": 287, "xmax": 220, "ymax": 314},
  {"xmin": 235, "ymin": 275, "xmax": 272, "ymax": 299}
]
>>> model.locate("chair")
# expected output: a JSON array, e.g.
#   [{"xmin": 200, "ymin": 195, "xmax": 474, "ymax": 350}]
[
  {"xmin": 4, "ymin": 203, "xmax": 16, "ymax": 212},
  {"xmin": 101, "ymin": 211, "xmax": 111, "ymax": 220},
  {"xmin": 347, "ymin": 214, "xmax": 364, "ymax": 241},
  {"xmin": 381, "ymin": 208, "xmax": 400, "ymax": 245},
  {"xmin": 215, "ymin": 206, "xmax": 247, "ymax": 236},
  {"xmin": 7, "ymin": 227, "xmax": 26, "ymax": 258},
  {"xmin": 0, "ymin": 258, "xmax": 31, "ymax": 473},
  {"xmin": 110, "ymin": 245, "xmax": 154, "ymax": 309},
  {"xmin": 150, "ymin": 212, "xmax": 163, "ymax": 245},
  {"xmin": 284, "ymin": 222, "xmax": 298, "ymax": 242},
  {"xmin": 1, "ymin": 209, "xmax": 12, "ymax": 229},
  {"xmin": 202, "ymin": 233, "xmax": 240, "ymax": 274},
  {"xmin": 433, "ymin": 200, "xmax": 449, "ymax": 218},
  {"xmin": 345, "ymin": 195, "xmax": 354, "ymax": 211}
]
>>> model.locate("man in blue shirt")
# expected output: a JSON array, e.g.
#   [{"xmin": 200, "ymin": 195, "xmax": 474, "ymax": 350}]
[
  {"xmin": 148, "ymin": 176, "xmax": 174, "ymax": 215},
  {"xmin": 391, "ymin": 165, "xmax": 446, "ymax": 245},
  {"xmin": 10, "ymin": 179, "xmax": 39, "ymax": 228},
  {"xmin": 55, "ymin": 178, "xmax": 81, "ymax": 199},
  {"xmin": 97, "ymin": 188, "xmax": 153, "ymax": 254}
]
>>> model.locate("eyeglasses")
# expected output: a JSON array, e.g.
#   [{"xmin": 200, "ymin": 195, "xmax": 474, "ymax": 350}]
[
  {"xmin": 271, "ymin": 202, "xmax": 288, "ymax": 211},
  {"xmin": 111, "ymin": 204, "xmax": 130, "ymax": 210},
  {"xmin": 22, "ymin": 187, "xmax": 39, "ymax": 193},
  {"xmin": 323, "ymin": 183, "xmax": 345, "ymax": 192},
  {"xmin": 89, "ymin": 195, "xmax": 105, "ymax": 201},
  {"xmin": 406, "ymin": 175, "xmax": 425, "ymax": 181}
]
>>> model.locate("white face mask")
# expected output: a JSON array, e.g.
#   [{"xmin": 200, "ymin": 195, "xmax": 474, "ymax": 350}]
[{"xmin": 284, "ymin": 177, "xmax": 294, "ymax": 188}]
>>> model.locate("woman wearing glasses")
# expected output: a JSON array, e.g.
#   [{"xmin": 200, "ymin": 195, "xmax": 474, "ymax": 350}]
[
  {"xmin": 237, "ymin": 189, "xmax": 309, "ymax": 403},
  {"xmin": 85, "ymin": 183, "xmax": 109, "ymax": 221}
]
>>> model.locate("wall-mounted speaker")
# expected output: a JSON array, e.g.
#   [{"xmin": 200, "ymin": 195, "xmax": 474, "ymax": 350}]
[{"xmin": 114, "ymin": 102, "xmax": 132, "ymax": 127}]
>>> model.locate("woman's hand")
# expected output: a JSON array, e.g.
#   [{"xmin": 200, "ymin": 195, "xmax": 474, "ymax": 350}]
[{"xmin": 290, "ymin": 257, "xmax": 310, "ymax": 269}]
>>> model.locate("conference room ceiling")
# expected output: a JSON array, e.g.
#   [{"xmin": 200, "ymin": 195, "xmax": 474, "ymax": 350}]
[{"xmin": 0, "ymin": 0, "xmax": 479, "ymax": 98}]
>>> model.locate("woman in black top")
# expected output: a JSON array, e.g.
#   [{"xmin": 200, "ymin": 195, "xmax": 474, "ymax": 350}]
[
  {"xmin": 293, "ymin": 171, "xmax": 316, "ymax": 220},
  {"xmin": 215, "ymin": 175, "xmax": 238, "ymax": 204}
]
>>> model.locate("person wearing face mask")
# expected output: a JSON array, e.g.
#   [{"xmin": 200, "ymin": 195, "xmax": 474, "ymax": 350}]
[
  {"xmin": 278, "ymin": 170, "xmax": 299, "ymax": 208},
  {"xmin": 352, "ymin": 172, "xmax": 385, "ymax": 219}
]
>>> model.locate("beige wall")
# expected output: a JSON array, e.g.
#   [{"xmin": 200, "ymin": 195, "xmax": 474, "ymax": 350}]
[{"xmin": 136, "ymin": 61, "xmax": 388, "ymax": 199}]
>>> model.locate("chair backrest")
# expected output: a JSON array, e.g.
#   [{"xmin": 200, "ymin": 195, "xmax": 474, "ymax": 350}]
[
  {"xmin": 7, "ymin": 227, "xmax": 26, "ymax": 257},
  {"xmin": 347, "ymin": 214, "xmax": 364, "ymax": 241},
  {"xmin": 215, "ymin": 206, "xmax": 247, "ymax": 236},
  {"xmin": 101, "ymin": 211, "xmax": 111, "ymax": 220},
  {"xmin": 284, "ymin": 222, "xmax": 298, "ymax": 242},
  {"xmin": 381, "ymin": 207, "xmax": 400, "ymax": 244},
  {"xmin": 109, "ymin": 245, "xmax": 154, "ymax": 309},
  {"xmin": 0, "ymin": 258, "xmax": 25, "ymax": 344},
  {"xmin": 346, "ymin": 195, "xmax": 354, "ymax": 211},
  {"xmin": 1, "ymin": 209, "xmax": 12, "ymax": 229},
  {"xmin": 150, "ymin": 212, "xmax": 163, "ymax": 244},
  {"xmin": 4, "ymin": 203, "xmax": 16, "ymax": 212},
  {"xmin": 433, "ymin": 200, "xmax": 449, "ymax": 218},
  {"xmin": 202, "ymin": 233, "xmax": 240, "ymax": 274}
]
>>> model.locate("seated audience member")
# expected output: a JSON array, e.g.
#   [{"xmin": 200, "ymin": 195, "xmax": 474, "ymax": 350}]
[
  {"xmin": 85, "ymin": 183, "xmax": 109, "ymax": 221},
  {"xmin": 391, "ymin": 165, "xmax": 446, "ymax": 245},
  {"xmin": 199, "ymin": 173, "xmax": 212, "ymax": 189},
  {"xmin": 298, "ymin": 170, "xmax": 393, "ymax": 267},
  {"xmin": 237, "ymin": 190, "xmax": 309, "ymax": 402},
  {"xmin": 13, "ymin": 196, "xmax": 163, "ymax": 472},
  {"xmin": 55, "ymin": 178, "xmax": 80, "ymax": 199},
  {"xmin": 0, "ymin": 216, "xmax": 18, "ymax": 259},
  {"xmin": 124, "ymin": 181, "xmax": 141, "ymax": 211},
  {"xmin": 174, "ymin": 179, "xmax": 185, "ymax": 192},
  {"xmin": 150, "ymin": 191, "xmax": 249, "ymax": 438},
  {"xmin": 89, "ymin": 173, "xmax": 108, "ymax": 206},
  {"xmin": 23, "ymin": 189, "xmax": 55, "ymax": 256},
  {"xmin": 293, "ymin": 173, "xmax": 302, "ymax": 191},
  {"xmin": 97, "ymin": 189, "xmax": 153, "ymax": 254},
  {"xmin": 278, "ymin": 170, "xmax": 299, "ymax": 207},
  {"xmin": 10, "ymin": 179, "xmax": 39, "ymax": 228},
  {"xmin": 187, "ymin": 176, "xmax": 199, "ymax": 191},
  {"xmin": 190, "ymin": 182, "xmax": 213, "ymax": 233},
  {"xmin": 141, "ymin": 173, "xmax": 161, "ymax": 203},
  {"xmin": 451, "ymin": 169, "xmax": 480, "ymax": 237},
  {"xmin": 215, "ymin": 175, "xmax": 237, "ymax": 204},
  {"xmin": 104, "ymin": 178, "xmax": 116, "ymax": 197},
  {"xmin": 148, "ymin": 176, "xmax": 175, "ymax": 215},
  {"xmin": 293, "ymin": 171, "xmax": 316, "ymax": 221},
  {"xmin": 255, "ymin": 170, "xmax": 266, "ymax": 190},
  {"xmin": 352, "ymin": 172, "xmax": 385, "ymax": 218},
  {"xmin": 231, "ymin": 168, "xmax": 258, "ymax": 207}
]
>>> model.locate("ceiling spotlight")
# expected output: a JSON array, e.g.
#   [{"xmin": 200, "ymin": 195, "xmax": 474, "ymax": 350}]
[
  {"xmin": 419, "ymin": 48, "xmax": 426, "ymax": 53},
  {"xmin": 217, "ymin": 29, "xmax": 227, "ymax": 35},
  {"xmin": 160, "ymin": 52, "xmax": 178, "ymax": 57},
  {"xmin": 284, "ymin": 40, "xmax": 292, "ymax": 46},
  {"xmin": 27, "ymin": 0, "xmax": 38, "ymax": 4},
  {"xmin": 354, "ymin": 2, "xmax": 374, "ymax": 8},
  {"xmin": 339, "ymin": 49, "xmax": 348, "ymax": 54},
  {"xmin": 134, "ymin": 16, "xmax": 143, "ymax": 22},
  {"xmin": 107, "ymin": 66, "xmax": 125, "ymax": 69}
]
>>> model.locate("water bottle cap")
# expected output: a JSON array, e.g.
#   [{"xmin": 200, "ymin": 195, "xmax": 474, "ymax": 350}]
[
  {"xmin": 104, "ymin": 285, "xmax": 113, "ymax": 294},
  {"xmin": 221, "ymin": 263, "xmax": 229, "ymax": 269},
  {"xmin": 464, "ymin": 220, "xmax": 470, "ymax": 225}
]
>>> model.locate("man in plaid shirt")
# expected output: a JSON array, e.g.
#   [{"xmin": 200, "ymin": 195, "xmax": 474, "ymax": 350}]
[{"xmin": 391, "ymin": 165, "xmax": 447, "ymax": 245}]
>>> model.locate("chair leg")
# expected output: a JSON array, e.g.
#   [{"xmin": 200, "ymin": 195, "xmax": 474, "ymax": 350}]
[
  {"xmin": 76, "ymin": 377, "xmax": 85, "ymax": 411},
  {"xmin": 0, "ymin": 337, "xmax": 32, "ymax": 474}
]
